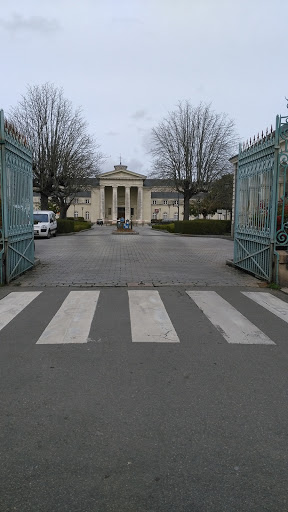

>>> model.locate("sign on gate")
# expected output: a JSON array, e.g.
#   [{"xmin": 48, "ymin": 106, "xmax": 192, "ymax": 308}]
[{"xmin": 0, "ymin": 110, "xmax": 34, "ymax": 284}]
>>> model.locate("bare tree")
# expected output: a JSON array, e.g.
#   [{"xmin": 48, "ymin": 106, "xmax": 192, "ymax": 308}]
[
  {"xmin": 210, "ymin": 173, "xmax": 234, "ymax": 217},
  {"xmin": 150, "ymin": 101, "xmax": 237, "ymax": 220},
  {"xmin": 10, "ymin": 83, "xmax": 103, "ymax": 218}
]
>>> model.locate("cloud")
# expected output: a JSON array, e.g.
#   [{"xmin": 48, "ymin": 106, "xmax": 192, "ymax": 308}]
[
  {"xmin": 0, "ymin": 13, "xmax": 61, "ymax": 33},
  {"xmin": 131, "ymin": 109, "xmax": 148, "ymax": 120},
  {"xmin": 126, "ymin": 158, "xmax": 145, "ymax": 173},
  {"xmin": 106, "ymin": 131, "xmax": 119, "ymax": 136},
  {"xmin": 111, "ymin": 17, "xmax": 143, "ymax": 25}
]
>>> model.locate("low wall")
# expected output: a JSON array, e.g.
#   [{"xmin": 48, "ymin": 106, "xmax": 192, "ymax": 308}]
[{"xmin": 277, "ymin": 250, "xmax": 288, "ymax": 287}]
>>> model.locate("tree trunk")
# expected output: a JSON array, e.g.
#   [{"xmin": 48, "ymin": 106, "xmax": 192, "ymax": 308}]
[
  {"xmin": 40, "ymin": 193, "xmax": 49, "ymax": 210},
  {"xmin": 183, "ymin": 192, "xmax": 190, "ymax": 220},
  {"xmin": 59, "ymin": 204, "xmax": 69, "ymax": 219}
]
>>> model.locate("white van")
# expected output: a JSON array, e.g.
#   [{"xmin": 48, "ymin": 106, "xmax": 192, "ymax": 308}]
[{"xmin": 33, "ymin": 210, "xmax": 57, "ymax": 238}]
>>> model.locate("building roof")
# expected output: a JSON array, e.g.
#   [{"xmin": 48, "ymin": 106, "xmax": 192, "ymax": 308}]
[
  {"xmin": 87, "ymin": 177, "xmax": 100, "ymax": 186},
  {"xmin": 75, "ymin": 191, "xmax": 91, "ymax": 197},
  {"xmin": 144, "ymin": 178, "xmax": 174, "ymax": 187},
  {"xmin": 151, "ymin": 191, "xmax": 183, "ymax": 199}
]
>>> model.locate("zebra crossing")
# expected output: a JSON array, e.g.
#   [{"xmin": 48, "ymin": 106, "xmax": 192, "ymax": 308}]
[
  {"xmin": 37, "ymin": 291, "xmax": 100, "ymax": 344},
  {"xmin": 0, "ymin": 289, "xmax": 287, "ymax": 346}
]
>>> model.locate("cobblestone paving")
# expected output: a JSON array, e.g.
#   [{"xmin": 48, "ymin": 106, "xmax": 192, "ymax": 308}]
[{"xmin": 12, "ymin": 225, "xmax": 259, "ymax": 287}]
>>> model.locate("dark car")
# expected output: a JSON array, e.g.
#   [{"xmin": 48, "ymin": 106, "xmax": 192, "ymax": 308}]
[{"xmin": 96, "ymin": 219, "xmax": 103, "ymax": 225}]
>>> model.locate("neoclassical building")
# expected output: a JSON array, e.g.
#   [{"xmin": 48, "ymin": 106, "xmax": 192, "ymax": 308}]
[
  {"xmin": 66, "ymin": 164, "xmax": 184, "ymax": 224},
  {"xmin": 33, "ymin": 164, "xmax": 230, "ymax": 223},
  {"xmin": 92, "ymin": 165, "xmax": 149, "ymax": 224}
]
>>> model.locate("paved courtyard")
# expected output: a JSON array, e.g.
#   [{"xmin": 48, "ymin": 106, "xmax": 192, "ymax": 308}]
[{"xmin": 12, "ymin": 225, "xmax": 259, "ymax": 287}]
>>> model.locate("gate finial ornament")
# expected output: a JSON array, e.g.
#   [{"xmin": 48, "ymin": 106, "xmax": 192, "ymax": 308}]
[{"xmin": 285, "ymin": 97, "xmax": 288, "ymax": 108}]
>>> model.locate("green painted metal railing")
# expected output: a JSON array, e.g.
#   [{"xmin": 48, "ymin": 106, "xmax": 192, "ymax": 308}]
[
  {"xmin": 0, "ymin": 109, "xmax": 34, "ymax": 284},
  {"xmin": 234, "ymin": 106, "xmax": 288, "ymax": 282},
  {"xmin": 234, "ymin": 128, "xmax": 277, "ymax": 281},
  {"xmin": 275, "ymin": 114, "xmax": 288, "ymax": 248}
]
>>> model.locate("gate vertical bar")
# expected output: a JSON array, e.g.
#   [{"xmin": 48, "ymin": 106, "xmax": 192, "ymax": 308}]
[
  {"xmin": 271, "ymin": 115, "xmax": 280, "ymax": 283},
  {"xmin": 0, "ymin": 110, "xmax": 6, "ymax": 284}
]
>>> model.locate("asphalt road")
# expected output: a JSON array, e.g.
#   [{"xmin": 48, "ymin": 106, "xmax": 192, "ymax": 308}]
[{"xmin": 1, "ymin": 227, "xmax": 287, "ymax": 512}]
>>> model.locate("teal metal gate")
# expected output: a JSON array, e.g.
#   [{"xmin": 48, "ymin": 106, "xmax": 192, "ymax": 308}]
[
  {"xmin": 234, "ymin": 128, "xmax": 278, "ymax": 281},
  {"xmin": 275, "ymin": 112, "xmax": 288, "ymax": 250},
  {"xmin": 0, "ymin": 109, "xmax": 34, "ymax": 284}
]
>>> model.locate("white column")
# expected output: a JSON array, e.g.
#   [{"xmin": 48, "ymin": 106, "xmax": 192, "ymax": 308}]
[
  {"xmin": 125, "ymin": 186, "xmax": 131, "ymax": 220},
  {"xmin": 112, "ymin": 186, "xmax": 118, "ymax": 223},
  {"xmin": 100, "ymin": 186, "xmax": 105, "ymax": 220},
  {"xmin": 137, "ymin": 187, "xmax": 143, "ymax": 223}
]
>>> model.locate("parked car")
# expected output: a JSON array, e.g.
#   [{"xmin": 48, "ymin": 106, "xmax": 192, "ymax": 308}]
[
  {"xmin": 96, "ymin": 219, "xmax": 103, "ymax": 225},
  {"xmin": 33, "ymin": 210, "xmax": 57, "ymax": 238}
]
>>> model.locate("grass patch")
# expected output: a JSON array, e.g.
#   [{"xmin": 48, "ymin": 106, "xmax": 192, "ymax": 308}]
[{"xmin": 267, "ymin": 282, "xmax": 281, "ymax": 290}]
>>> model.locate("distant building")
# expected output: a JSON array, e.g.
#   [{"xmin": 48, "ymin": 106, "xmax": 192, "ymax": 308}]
[{"xmin": 33, "ymin": 164, "xmax": 230, "ymax": 223}]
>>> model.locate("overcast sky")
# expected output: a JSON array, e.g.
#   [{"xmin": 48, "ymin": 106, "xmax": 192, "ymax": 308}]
[{"xmin": 1, "ymin": 0, "xmax": 287, "ymax": 174}]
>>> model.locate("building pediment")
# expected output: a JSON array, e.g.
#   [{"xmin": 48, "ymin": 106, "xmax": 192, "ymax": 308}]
[{"xmin": 100, "ymin": 165, "xmax": 146, "ymax": 182}]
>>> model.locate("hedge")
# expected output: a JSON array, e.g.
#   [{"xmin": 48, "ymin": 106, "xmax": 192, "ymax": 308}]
[
  {"xmin": 174, "ymin": 219, "xmax": 231, "ymax": 235},
  {"xmin": 57, "ymin": 219, "xmax": 75, "ymax": 233},
  {"xmin": 57, "ymin": 219, "xmax": 92, "ymax": 234},
  {"xmin": 74, "ymin": 221, "xmax": 92, "ymax": 232},
  {"xmin": 152, "ymin": 223, "xmax": 175, "ymax": 233}
]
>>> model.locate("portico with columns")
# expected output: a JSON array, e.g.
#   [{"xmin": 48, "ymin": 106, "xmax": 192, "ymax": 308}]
[{"xmin": 97, "ymin": 165, "xmax": 147, "ymax": 225}]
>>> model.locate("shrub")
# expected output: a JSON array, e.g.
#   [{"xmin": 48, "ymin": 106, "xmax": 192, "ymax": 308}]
[
  {"xmin": 57, "ymin": 219, "xmax": 91, "ymax": 233},
  {"xmin": 74, "ymin": 221, "xmax": 91, "ymax": 232},
  {"xmin": 57, "ymin": 219, "xmax": 75, "ymax": 233},
  {"xmin": 152, "ymin": 223, "xmax": 175, "ymax": 233},
  {"xmin": 174, "ymin": 219, "xmax": 231, "ymax": 235}
]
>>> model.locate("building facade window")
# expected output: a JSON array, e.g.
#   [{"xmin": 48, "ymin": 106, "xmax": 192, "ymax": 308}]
[
  {"xmin": 85, "ymin": 211, "xmax": 90, "ymax": 220},
  {"xmin": 152, "ymin": 200, "xmax": 157, "ymax": 205},
  {"xmin": 74, "ymin": 211, "xmax": 78, "ymax": 218},
  {"xmin": 74, "ymin": 198, "xmax": 79, "ymax": 204},
  {"xmin": 163, "ymin": 212, "xmax": 168, "ymax": 220},
  {"xmin": 152, "ymin": 212, "xmax": 157, "ymax": 219},
  {"xmin": 174, "ymin": 200, "xmax": 178, "ymax": 206},
  {"xmin": 174, "ymin": 212, "xmax": 178, "ymax": 220},
  {"xmin": 163, "ymin": 200, "xmax": 168, "ymax": 205},
  {"xmin": 85, "ymin": 199, "xmax": 90, "ymax": 204}
]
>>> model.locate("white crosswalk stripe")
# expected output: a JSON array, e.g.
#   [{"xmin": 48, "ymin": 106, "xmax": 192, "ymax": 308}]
[
  {"xmin": 36, "ymin": 291, "xmax": 100, "ymax": 344},
  {"xmin": 186, "ymin": 291, "xmax": 275, "ymax": 345},
  {"xmin": 1, "ymin": 290, "xmax": 287, "ymax": 345},
  {"xmin": 242, "ymin": 292, "xmax": 288, "ymax": 324},
  {"xmin": 128, "ymin": 290, "xmax": 179, "ymax": 342},
  {"xmin": 0, "ymin": 292, "xmax": 42, "ymax": 332}
]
